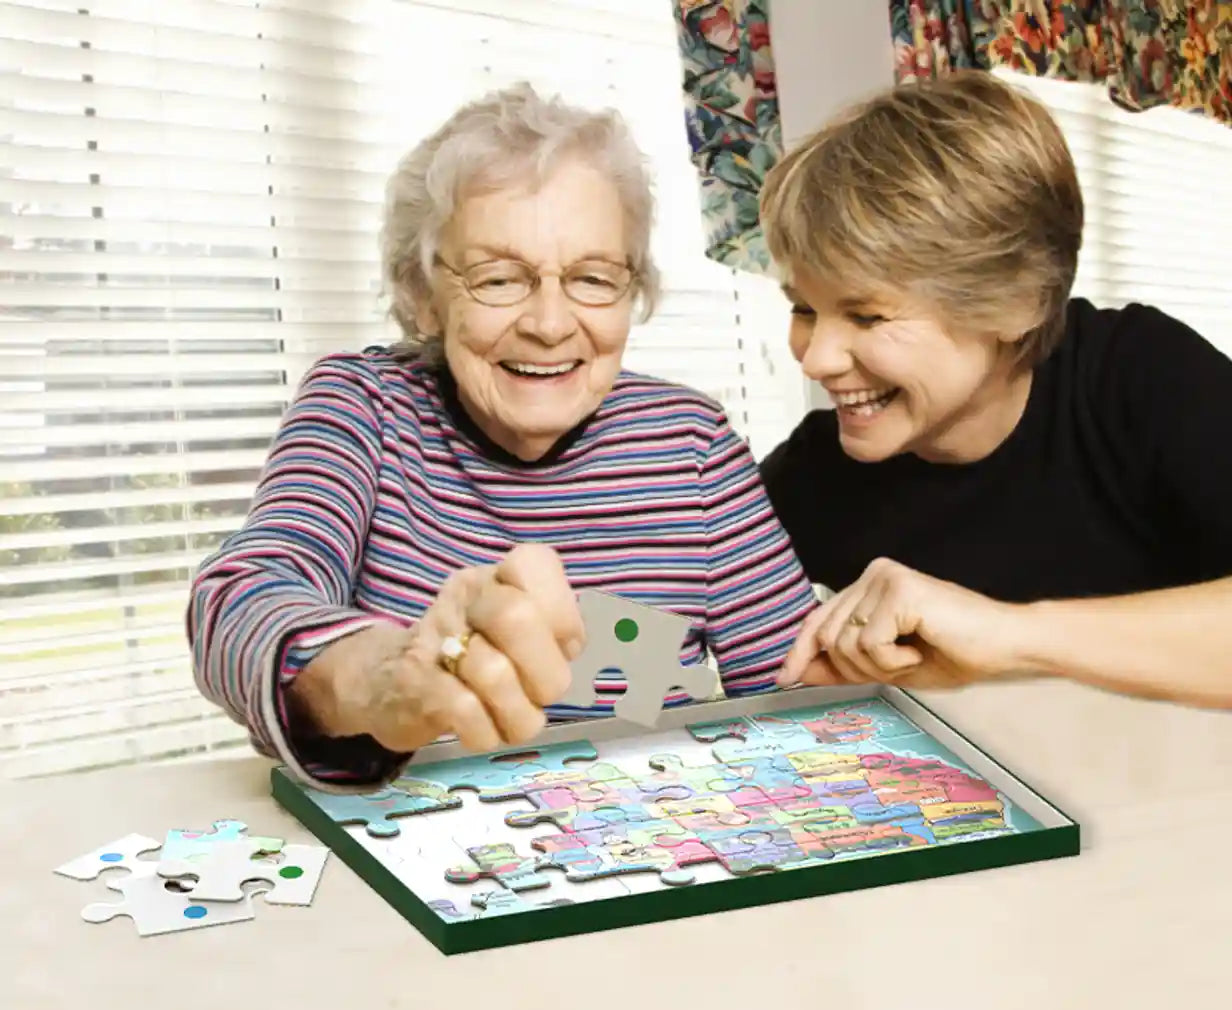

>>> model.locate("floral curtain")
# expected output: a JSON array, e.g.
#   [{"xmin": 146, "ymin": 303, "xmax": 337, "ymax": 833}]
[
  {"xmin": 893, "ymin": 1, "xmax": 1232, "ymax": 123},
  {"xmin": 673, "ymin": 1, "xmax": 1231, "ymax": 276},
  {"xmin": 673, "ymin": 0, "xmax": 780, "ymax": 273}
]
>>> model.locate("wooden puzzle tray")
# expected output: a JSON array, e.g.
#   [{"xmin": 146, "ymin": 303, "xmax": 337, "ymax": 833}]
[{"xmin": 271, "ymin": 684, "xmax": 1080, "ymax": 954}]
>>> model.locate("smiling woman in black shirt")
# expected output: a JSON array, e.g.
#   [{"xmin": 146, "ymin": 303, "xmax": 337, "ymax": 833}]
[{"xmin": 755, "ymin": 71, "xmax": 1232, "ymax": 709}]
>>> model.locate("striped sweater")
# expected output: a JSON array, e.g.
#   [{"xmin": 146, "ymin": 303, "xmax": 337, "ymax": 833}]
[{"xmin": 188, "ymin": 348, "xmax": 818, "ymax": 786}]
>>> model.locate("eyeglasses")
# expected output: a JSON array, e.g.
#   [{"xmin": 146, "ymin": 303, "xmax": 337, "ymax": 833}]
[{"xmin": 434, "ymin": 255, "xmax": 635, "ymax": 308}]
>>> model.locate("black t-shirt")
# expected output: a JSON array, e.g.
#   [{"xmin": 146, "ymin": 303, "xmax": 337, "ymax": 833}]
[{"xmin": 759, "ymin": 298, "xmax": 1232, "ymax": 603}]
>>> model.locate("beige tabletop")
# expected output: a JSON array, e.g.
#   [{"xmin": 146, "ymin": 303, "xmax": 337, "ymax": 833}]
[{"xmin": 2, "ymin": 679, "xmax": 1229, "ymax": 1010}]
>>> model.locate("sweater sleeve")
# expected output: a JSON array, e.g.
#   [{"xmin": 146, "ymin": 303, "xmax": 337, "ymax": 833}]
[
  {"xmin": 699, "ymin": 413, "xmax": 820, "ymax": 696},
  {"xmin": 187, "ymin": 353, "xmax": 411, "ymax": 788}
]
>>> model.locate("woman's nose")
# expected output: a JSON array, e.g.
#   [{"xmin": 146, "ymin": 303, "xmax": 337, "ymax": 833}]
[
  {"xmin": 800, "ymin": 321, "xmax": 854, "ymax": 380},
  {"xmin": 518, "ymin": 279, "xmax": 577, "ymax": 344}
]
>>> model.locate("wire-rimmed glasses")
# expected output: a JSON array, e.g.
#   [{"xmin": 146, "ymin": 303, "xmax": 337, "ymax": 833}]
[{"xmin": 435, "ymin": 255, "xmax": 635, "ymax": 308}]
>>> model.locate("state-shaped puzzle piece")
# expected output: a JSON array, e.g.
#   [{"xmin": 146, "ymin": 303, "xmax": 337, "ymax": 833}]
[
  {"xmin": 54, "ymin": 833, "xmax": 161, "ymax": 884},
  {"xmin": 560, "ymin": 589, "xmax": 719, "ymax": 727},
  {"xmin": 82, "ymin": 871, "xmax": 262, "ymax": 937}
]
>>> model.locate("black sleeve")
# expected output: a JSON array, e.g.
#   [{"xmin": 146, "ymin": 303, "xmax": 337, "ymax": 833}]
[{"xmin": 1098, "ymin": 303, "xmax": 1232, "ymax": 583}]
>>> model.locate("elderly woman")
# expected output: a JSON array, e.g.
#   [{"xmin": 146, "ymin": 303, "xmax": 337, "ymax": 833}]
[
  {"xmin": 757, "ymin": 71, "xmax": 1232, "ymax": 708},
  {"xmin": 187, "ymin": 83, "xmax": 818, "ymax": 787}
]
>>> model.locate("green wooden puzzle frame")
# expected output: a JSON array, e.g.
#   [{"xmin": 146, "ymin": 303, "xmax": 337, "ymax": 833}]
[{"xmin": 270, "ymin": 685, "xmax": 1080, "ymax": 954}]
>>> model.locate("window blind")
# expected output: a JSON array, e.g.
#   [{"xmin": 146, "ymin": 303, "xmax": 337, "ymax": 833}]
[
  {"xmin": 994, "ymin": 69, "xmax": 1232, "ymax": 360},
  {"xmin": 0, "ymin": 0, "xmax": 802, "ymax": 779}
]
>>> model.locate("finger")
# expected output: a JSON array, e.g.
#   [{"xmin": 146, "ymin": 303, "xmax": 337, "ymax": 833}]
[
  {"xmin": 424, "ymin": 668, "xmax": 504, "ymax": 753},
  {"xmin": 831, "ymin": 582, "xmax": 892, "ymax": 682},
  {"xmin": 466, "ymin": 581, "xmax": 572, "ymax": 707},
  {"xmin": 791, "ymin": 654, "xmax": 848, "ymax": 687},
  {"xmin": 451, "ymin": 631, "xmax": 547, "ymax": 745},
  {"xmin": 814, "ymin": 586, "xmax": 880, "ymax": 684},
  {"xmin": 779, "ymin": 602, "xmax": 833, "ymax": 685},
  {"xmin": 495, "ymin": 544, "xmax": 586, "ymax": 657}
]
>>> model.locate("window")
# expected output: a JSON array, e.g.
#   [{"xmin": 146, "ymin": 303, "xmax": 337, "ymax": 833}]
[
  {"xmin": 994, "ymin": 69, "xmax": 1232, "ymax": 360},
  {"xmin": 0, "ymin": 0, "xmax": 802, "ymax": 779}
]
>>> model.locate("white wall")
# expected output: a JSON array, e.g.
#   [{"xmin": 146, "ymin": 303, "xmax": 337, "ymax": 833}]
[{"xmin": 768, "ymin": 1, "xmax": 896, "ymax": 410}]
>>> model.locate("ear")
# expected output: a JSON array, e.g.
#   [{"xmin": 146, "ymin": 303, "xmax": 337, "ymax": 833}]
[{"xmin": 413, "ymin": 296, "xmax": 443, "ymax": 338}]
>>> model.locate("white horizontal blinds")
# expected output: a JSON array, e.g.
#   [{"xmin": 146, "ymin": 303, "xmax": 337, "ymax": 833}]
[
  {"xmin": 0, "ymin": 0, "xmax": 799, "ymax": 779},
  {"xmin": 994, "ymin": 70, "xmax": 1232, "ymax": 358}
]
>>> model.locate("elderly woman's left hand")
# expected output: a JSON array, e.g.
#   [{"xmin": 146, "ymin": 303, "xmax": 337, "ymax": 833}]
[{"xmin": 777, "ymin": 558, "xmax": 1032, "ymax": 690}]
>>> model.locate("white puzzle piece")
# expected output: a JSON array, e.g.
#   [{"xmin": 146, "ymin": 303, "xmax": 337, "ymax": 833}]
[
  {"xmin": 54, "ymin": 833, "xmax": 161, "ymax": 883},
  {"xmin": 563, "ymin": 589, "xmax": 719, "ymax": 727},
  {"xmin": 248, "ymin": 844, "xmax": 330, "ymax": 905},
  {"xmin": 157, "ymin": 838, "xmax": 332, "ymax": 904},
  {"xmin": 82, "ymin": 871, "xmax": 262, "ymax": 937}
]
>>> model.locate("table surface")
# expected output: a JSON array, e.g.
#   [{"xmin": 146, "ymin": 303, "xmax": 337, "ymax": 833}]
[{"xmin": 3, "ymin": 679, "xmax": 1229, "ymax": 1010}]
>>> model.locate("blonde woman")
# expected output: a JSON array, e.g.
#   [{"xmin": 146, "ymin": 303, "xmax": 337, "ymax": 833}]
[{"xmin": 759, "ymin": 71, "xmax": 1232, "ymax": 709}]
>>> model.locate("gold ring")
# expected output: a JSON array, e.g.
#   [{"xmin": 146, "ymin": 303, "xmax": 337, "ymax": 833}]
[
  {"xmin": 849, "ymin": 613, "xmax": 869, "ymax": 627},
  {"xmin": 437, "ymin": 631, "xmax": 472, "ymax": 675}
]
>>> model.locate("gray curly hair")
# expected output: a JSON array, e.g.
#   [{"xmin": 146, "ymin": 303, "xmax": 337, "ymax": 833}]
[{"xmin": 379, "ymin": 81, "xmax": 662, "ymax": 362}]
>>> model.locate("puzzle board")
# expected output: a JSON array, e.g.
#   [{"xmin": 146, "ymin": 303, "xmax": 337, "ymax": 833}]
[{"xmin": 272, "ymin": 686, "xmax": 1079, "ymax": 953}]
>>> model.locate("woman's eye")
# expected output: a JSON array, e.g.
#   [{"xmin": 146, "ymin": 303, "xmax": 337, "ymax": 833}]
[
  {"xmin": 848, "ymin": 312, "xmax": 885, "ymax": 327},
  {"xmin": 789, "ymin": 304, "xmax": 815, "ymax": 317}
]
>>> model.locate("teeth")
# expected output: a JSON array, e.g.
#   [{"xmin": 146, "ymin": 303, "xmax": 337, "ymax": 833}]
[
  {"xmin": 831, "ymin": 388, "xmax": 895, "ymax": 406},
  {"xmin": 504, "ymin": 361, "xmax": 576, "ymax": 376}
]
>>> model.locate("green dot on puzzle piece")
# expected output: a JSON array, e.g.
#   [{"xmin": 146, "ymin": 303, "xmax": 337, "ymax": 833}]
[
  {"xmin": 614, "ymin": 618, "xmax": 639, "ymax": 643},
  {"xmin": 279, "ymin": 865, "xmax": 304, "ymax": 880}
]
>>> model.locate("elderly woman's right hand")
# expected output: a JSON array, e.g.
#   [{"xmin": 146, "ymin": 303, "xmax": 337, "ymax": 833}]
[{"xmin": 294, "ymin": 544, "xmax": 586, "ymax": 755}]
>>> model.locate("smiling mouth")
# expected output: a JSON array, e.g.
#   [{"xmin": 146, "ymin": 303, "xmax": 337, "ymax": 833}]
[
  {"xmin": 830, "ymin": 387, "xmax": 901, "ymax": 417},
  {"xmin": 500, "ymin": 360, "xmax": 582, "ymax": 378}
]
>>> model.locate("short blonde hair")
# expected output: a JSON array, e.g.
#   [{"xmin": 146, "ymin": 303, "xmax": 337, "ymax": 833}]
[
  {"xmin": 380, "ymin": 82, "xmax": 661, "ymax": 361},
  {"xmin": 760, "ymin": 70, "xmax": 1083, "ymax": 367}
]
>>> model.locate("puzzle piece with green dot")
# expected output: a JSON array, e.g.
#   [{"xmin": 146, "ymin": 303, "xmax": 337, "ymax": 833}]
[{"xmin": 561, "ymin": 589, "xmax": 720, "ymax": 727}]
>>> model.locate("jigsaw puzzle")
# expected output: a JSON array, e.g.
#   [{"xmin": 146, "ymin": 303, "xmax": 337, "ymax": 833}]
[
  {"xmin": 54, "ymin": 818, "xmax": 330, "ymax": 936},
  {"xmin": 275, "ymin": 693, "xmax": 1077, "ymax": 954}
]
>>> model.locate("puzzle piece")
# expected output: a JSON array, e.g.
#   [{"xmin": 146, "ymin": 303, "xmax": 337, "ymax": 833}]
[
  {"xmin": 54, "ymin": 833, "xmax": 161, "ymax": 882},
  {"xmin": 81, "ymin": 872, "xmax": 262, "ymax": 936},
  {"xmin": 445, "ymin": 843, "xmax": 551, "ymax": 892},
  {"xmin": 161, "ymin": 819, "xmax": 284, "ymax": 861},
  {"xmin": 156, "ymin": 837, "xmax": 286, "ymax": 901},
  {"xmin": 304, "ymin": 785, "xmax": 456, "ymax": 837},
  {"xmin": 560, "ymin": 589, "xmax": 719, "ymax": 727},
  {"xmin": 246, "ymin": 844, "xmax": 330, "ymax": 905},
  {"xmin": 470, "ymin": 890, "xmax": 576, "ymax": 916},
  {"xmin": 400, "ymin": 740, "xmax": 599, "ymax": 801}
]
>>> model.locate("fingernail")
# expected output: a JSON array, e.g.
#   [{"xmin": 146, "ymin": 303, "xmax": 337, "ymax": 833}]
[
  {"xmin": 777, "ymin": 669, "xmax": 799, "ymax": 687},
  {"xmin": 564, "ymin": 637, "xmax": 584, "ymax": 661}
]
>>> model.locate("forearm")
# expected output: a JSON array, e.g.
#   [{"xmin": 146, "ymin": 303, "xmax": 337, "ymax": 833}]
[{"xmin": 1009, "ymin": 576, "xmax": 1232, "ymax": 708}]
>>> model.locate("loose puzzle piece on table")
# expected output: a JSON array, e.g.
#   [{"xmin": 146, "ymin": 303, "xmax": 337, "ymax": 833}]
[
  {"xmin": 54, "ymin": 833, "xmax": 162, "ymax": 884},
  {"xmin": 157, "ymin": 838, "xmax": 329, "ymax": 905},
  {"xmin": 161, "ymin": 819, "xmax": 285, "ymax": 861},
  {"xmin": 559, "ymin": 589, "xmax": 719, "ymax": 727},
  {"xmin": 81, "ymin": 871, "xmax": 263, "ymax": 937}
]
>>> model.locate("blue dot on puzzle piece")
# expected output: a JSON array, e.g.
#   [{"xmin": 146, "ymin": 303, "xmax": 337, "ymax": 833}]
[
  {"xmin": 99, "ymin": 852, "xmax": 124, "ymax": 863},
  {"xmin": 183, "ymin": 905, "xmax": 209, "ymax": 920}
]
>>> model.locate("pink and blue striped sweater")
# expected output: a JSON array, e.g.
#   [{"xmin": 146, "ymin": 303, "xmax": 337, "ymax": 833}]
[{"xmin": 187, "ymin": 349, "xmax": 818, "ymax": 786}]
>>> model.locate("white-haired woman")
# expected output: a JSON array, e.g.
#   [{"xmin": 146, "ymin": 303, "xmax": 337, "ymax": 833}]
[
  {"xmin": 758, "ymin": 71, "xmax": 1232, "ymax": 709},
  {"xmin": 187, "ymin": 83, "xmax": 819, "ymax": 787}
]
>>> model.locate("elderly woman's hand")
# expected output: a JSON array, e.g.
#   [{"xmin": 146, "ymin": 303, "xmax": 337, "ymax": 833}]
[
  {"xmin": 298, "ymin": 544, "xmax": 585, "ymax": 754},
  {"xmin": 777, "ymin": 558, "xmax": 1033, "ymax": 690}
]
